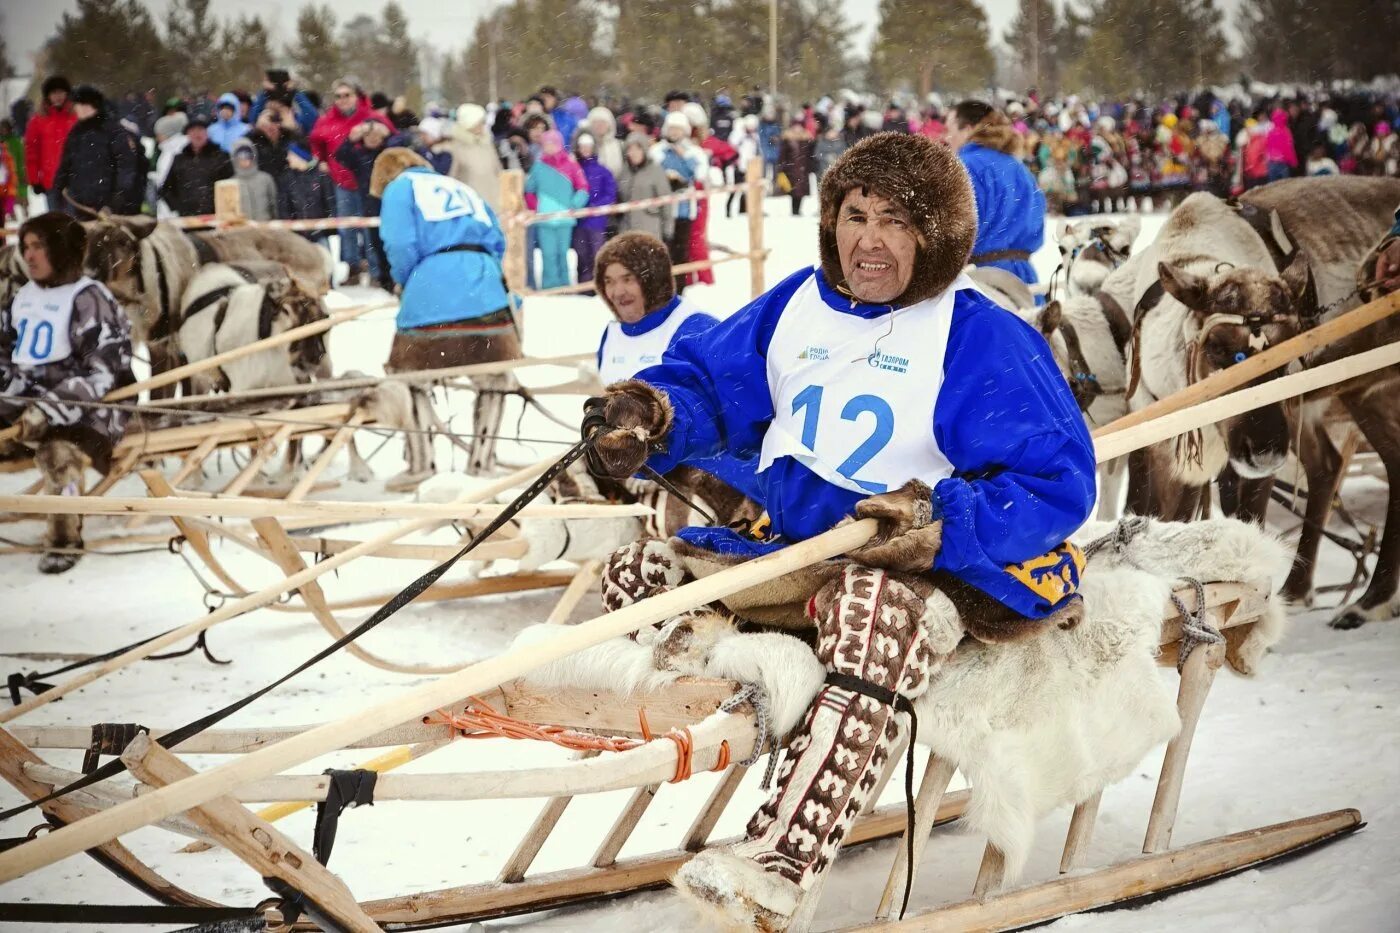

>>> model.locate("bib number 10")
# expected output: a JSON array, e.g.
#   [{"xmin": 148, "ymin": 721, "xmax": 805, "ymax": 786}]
[
  {"xmin": 791, "ymin": 384, "xmax": 893, "ymax": 493},
  {"xmin": 13, "ymin": 319, "xmax": 55, "ymax": 362}
]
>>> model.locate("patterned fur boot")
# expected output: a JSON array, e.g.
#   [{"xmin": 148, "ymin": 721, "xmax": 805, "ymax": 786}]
[
  {"xmin": 673, "ymin": 564, "xmax": 965, "ymax": 930},
  {"xmin": 35, "ymin": 440, "xmax": 88, "ymax": 575}
]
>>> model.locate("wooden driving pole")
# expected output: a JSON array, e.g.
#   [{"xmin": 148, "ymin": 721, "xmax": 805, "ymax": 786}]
[{"xmin": 746, "ymin": 156, "xmax": 766, "ymax": 299}]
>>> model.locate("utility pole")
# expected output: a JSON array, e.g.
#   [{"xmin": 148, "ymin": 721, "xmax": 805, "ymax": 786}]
[{"xmin": 770, "ymin": 0, "xmax": 778, "ymax": 103}]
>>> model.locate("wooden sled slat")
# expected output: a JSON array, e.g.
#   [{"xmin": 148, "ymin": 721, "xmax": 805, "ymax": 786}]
[{"xmin": 847, "ymin": 809, "xmax": 1362, "ymax": 931}]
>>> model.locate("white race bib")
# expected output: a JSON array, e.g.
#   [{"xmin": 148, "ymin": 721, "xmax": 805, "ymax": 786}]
[
  {"xmin": 758, "ymin": 271, "xmax": 974, "ymax": 494},
  {"xmin": 8, "ymin": 277, "xmax": 107, "ymax": 367},
  {"xmin": 598, "ymin": 299, "xmax": 712, "ymax": 385},
  {"xmin": 408, "ymin": 172, "xmax": 493, "ymax": 225}
]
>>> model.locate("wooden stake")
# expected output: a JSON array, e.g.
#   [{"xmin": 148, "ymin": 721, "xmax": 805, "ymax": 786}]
[
  {"xmin": 747, "ymin": 156, "xmax": 766, "ymax": 299},
  {"xmin": 545, "ymin": 559, "xmax": 602, "ymax": 624},
  {"xmin": 213, "ymin": 178, "xmax": 243, "ymax": 220},
  {"xmin": 168, "ymin": 435, "xmax": 221, "ymax": 489},
  {"xmin": 0, "ymin": 518, "xmax": 877, "ymax": 882},
  {"xmin": 1144, "ymin": 640, "xmax": 1226, "ymax": 854},
  {"xmin": 1096, "ymin": 289, "xmax": 1400, "ymax": 439},
  {"xmin": 972, "ymin": 844, "xmax": 1006, "ymax": 899},
  {"xmin": 120, "ymin": 733, "xmax": 380, "ymax": 933},
  {"xmin": 498, "ymin": 750, "xmax": 599, "ymax": 883},
  {"xmin": 221, "ymin": 424, "xmax": 295, "ymax": 496},
  {"xmin": 501, "ymin": 169, "xmax": 527, "ymax": 297},
  {"xmin": 1059, "ymin": 790, "xmax": 1103, "ymax": 873},
  {"xmin": 681, "ymin": 765, "xmax": 749, "ymax": 851},
  {"xmin": 287, "ymin": 411, "xmax": 367, "ymax": 501},
  {"xmin": 0, "ymin": 459, "xmax": 554, "ymax": 726},
  {"xmin": 875, "ymin": 753, "xmax": 956, "ymax": 920},
  {"xmin": 846, "ymin": 809, "xmax": 1362, "ymax": 932},
  {"xmin": 592, "ymin": 783, "xmax": 660, "ymax": 868},
  {"xmin": 1093, "ymin": 339, "xmax": 1400, "ymax": 463}
]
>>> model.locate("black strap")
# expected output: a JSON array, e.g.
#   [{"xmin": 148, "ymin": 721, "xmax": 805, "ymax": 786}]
[
  {"xmin": 261, "ymin": 875, "xmax": 350, "ymax": 932},
  {"xmin": 0, "ymin": 438, "xmax": 592, "ymax": 824},
  {"xmin": 312, "ymin": 768, "xmax": 377, "ymax": 866},
  {"xmin": 432, "ymin": 243, "xmax": 491, "ymax": 257},
  {"xmin": 183, "ymin": 284, "xmax": 237, "ymax": 325},
  {"xmin": 82, "ymin": 723, "xmax": 147, "ymax": 775},
  {"xmin": 640, "ymin": 465, "xmax": 719, "ymax": 527},
  {"xmin": 1096, "ymin": 290, "xmax": 1134, "ymax": 356},
  {"xmin": 0, "ymin": 902, "xmax": 261, "ymax": 926},
  {"xmin": 186, "ymin": 230, "xmax": 219, "ymax": 266},
  {"xmin": 824, "ymin": 670, "xmax": 920, "ymax": 920},
  {"xmin": 6, "ymin": 627, "xmax": 182, "ymax": 706},
  {"xmin": 970, "ymin": 249, "xmax": 1032, "ymax": 264}
]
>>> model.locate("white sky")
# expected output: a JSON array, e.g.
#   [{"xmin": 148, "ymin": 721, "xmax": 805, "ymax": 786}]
[{"xmin": 3, "ymin": 0, "xmax": 1241, "ymax": 79}]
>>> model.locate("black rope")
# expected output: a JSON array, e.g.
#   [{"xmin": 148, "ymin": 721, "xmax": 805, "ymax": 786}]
[
  {"xmin": 824, "ymin": 670, "xmax": 920, "ymax": 920},
  {"xmin": 6, "ymin": 626, "xmax": 188, "ymax": 706},
  {"xmin": 0, "ymin": 438, "xmax": 592, "ymax": 824},
  {"xmin": 0, "ymin": 902, "xmax": 262, "ymax": 926},
  {"xmin": 640, "ymin": 465, "xmax": 719, "ymax": 527}
]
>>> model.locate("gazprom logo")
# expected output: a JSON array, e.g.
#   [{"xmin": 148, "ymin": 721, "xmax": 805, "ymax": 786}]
[{"xmin": 867, "ymin": 350, "xmax": 910, "ymax": 374}]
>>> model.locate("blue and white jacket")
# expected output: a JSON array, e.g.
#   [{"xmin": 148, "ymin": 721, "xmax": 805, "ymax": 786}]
[
  {"xmin": 959, "ymin": 142, "xmax": 1046, "ymax": 288},
  {"xmin": 380, "ymin": 166, "xmax": 511, "ymax": 330},
  {"xmin": 634, "ymin": 265, "xmax": 1096, "ymax": 618},
  {"xmin": 600, "ymin": 296, "xmax": 764, "ymax": 504}
]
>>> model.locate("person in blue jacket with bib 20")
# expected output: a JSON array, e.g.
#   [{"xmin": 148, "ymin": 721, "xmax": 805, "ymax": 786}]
[
  {"xmin": 372, "ymin": 147, "xmax": 520, "ymax": 475},
  {"xmin": 585, "ymin": 132, "xmax": 1094, "ymax": 930}
]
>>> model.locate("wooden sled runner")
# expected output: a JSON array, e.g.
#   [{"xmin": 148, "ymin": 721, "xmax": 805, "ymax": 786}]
[{"xmin": 0, "ymin": 578, "xmax": 1360, "ymax": 931}]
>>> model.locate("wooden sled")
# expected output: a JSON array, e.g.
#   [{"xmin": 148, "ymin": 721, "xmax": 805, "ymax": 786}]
[{"xmin": 1, "ymin": 579, "xmax": 1359, "ymax": 931}]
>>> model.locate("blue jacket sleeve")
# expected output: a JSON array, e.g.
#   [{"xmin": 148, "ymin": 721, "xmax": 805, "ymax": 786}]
[
  {"xmin": 634, "ymin": 267, "xmax": 813, "ymax": 471},
  {"xmin": 931, "ymin": 296, "xmax": 1095, "ymax": 573},
  {"xmin": 379, "ymin": 179, "xmax": 422, "ymax": 287}
]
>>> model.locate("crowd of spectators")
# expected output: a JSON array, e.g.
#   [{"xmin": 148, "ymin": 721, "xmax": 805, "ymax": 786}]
[{"xmin": 6, "ymin": 67, "xmax": 1398, "ymax": 291}]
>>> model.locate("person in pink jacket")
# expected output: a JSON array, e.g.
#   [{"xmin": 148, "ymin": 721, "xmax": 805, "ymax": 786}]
[
  {"xmin": 1265, "ymin": 108, "xmax": 1298, "ymax": 183},
  {"xmin": 308, "ymin": 76, "xmax": 392, "ymax": 282}
]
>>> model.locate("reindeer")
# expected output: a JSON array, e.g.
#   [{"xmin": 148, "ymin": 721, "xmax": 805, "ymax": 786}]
[
  {"xmin": 1125, "ymin": 178, "xmax": 1400, "ymax": 629},
  {"xmin": 1054, "ymin": 217, "xmax": 1140, "ymax": 298},
  {"xmin": 1236, "ymin": 176, "xmax": 1400, "ymax": 627}
]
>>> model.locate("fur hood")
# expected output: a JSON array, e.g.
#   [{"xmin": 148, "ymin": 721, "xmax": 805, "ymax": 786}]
[
  {"xmin": 18, "ymin": 212, "xmax": 87, "ymax": 286},
  {"xmin": 370, "ymin": 146, "xmax": 430, "ymax": 198},
  {"xmin": 818, "ymin": 132, "xmax": 977, "ymax": 308},
  {"xmin": 594, "ymin": 232, "xmax": 674, "ymax": 315},
  {"xmin": 968, "ymin": 111, "xmax": 1022, "ymax": 156}
]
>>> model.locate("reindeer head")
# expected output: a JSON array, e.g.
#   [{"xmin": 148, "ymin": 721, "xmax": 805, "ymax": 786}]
[
  {"xmin": 1157, "ymin": 254, "xmax": 1314, "ymax": 478},
  {"xmin": 81, "ymin": 219, "xmax": 149, "ymax": 307},
  {"xmin": 1036, "ymin": 300, "xmax": 1103, "ymax": 415},
  {"xmin": 264, "ymin": 277, "xmax": 332, "ymax": 381},
  {"xmin": 1057, "ymin": 217, "xmax": 1139, "ymax": 297}
]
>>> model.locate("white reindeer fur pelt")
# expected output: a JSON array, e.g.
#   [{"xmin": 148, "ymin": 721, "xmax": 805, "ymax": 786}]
[{"xmin": 521, "ymin": 516, "xmax": 1289, "ymax": 882}]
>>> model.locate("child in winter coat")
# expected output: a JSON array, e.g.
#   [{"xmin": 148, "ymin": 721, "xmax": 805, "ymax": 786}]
[
  {"xmin": 524, "ymin": 130, "xmax": 589, "ymax": 290},
  {"xmin": 572, "ymin": 132, "xmax": 617, "ymax": 288},
  {"xmin": 230, "ymin": 138, "xmax": 278, "ymax": 220}
]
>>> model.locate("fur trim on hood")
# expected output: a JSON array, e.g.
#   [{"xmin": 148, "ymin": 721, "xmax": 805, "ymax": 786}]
[
  {"xmin": 370, "ymin": 146, "xmax": 430, "ymax": 198},
  {"xmin": 818, "ymin": 132, "xmax": 977, "ymax": 307},
  {"xmin": 594, "ymin": 232, "xmax": 675, "ymax": 315},
  {"xmin": 19, "ymin": 212, "xmax": 87, "ymax": 286},
  {"xmin": 968, "ymin": 110, "xmax": 1022, "ymax": 156}
]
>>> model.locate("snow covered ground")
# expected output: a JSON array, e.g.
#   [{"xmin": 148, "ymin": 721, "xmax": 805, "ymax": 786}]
[{"xmin": 1, "ymin": 198, "xmax": 1398, "ymax": 932}]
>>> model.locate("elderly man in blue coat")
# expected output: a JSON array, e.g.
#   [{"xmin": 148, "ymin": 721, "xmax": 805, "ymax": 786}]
[
  {"xmin": 371, "ymin": 147, "xmax": 521, "ymax": 473},
  {"xmin": 945, "ymin": 99, "xmax": 1046, "ymax": 290}
]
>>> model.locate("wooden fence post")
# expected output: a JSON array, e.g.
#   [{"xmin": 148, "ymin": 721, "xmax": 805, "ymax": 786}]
[
  {"xmin": 746, "ymin": 157, "xmax": 765, "ymax": 299},
  {"xmin": 500, "ymin": 169, "xmax": 527, "ymax": 306},
  {"xmin": 214, "ymin": 178, "xmax": 242, "ymax": 222}
]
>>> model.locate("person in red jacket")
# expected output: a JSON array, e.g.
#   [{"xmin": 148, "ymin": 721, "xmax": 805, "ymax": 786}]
[
  {"xmin": 23, "ymin": 76, "xmax": 78, "ymax": 207},
  {"xmin": 308, "ymin": 76, "xmax": 392, "ymax": 283}
]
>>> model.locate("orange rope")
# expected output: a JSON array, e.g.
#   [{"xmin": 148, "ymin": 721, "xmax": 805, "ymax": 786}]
[{"xmin": 426, "ymin": 696, "xmax": 731, "ymax": 783}]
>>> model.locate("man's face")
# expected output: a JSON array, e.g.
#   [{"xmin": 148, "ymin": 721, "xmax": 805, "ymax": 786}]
[
  {"xmin": 835, "ymin": 188, "xmax": 919, "ymax": 304},
  {"xmin": 48, "ymin": 90, "xmax": 68, "ymax": 109},
  {"xmin": 602, "ymin": 263, "xmax": 648, "ymax": 324},
  {"xmin": 187, "ymin": 126, "xmax": 209, "ymax": 150},
  {"xmin": 21, "ymin": 233, "xmax": 53, "ymax": 283},
  {"xmin": 334, "ymin": 85, "xmax": 356, "ymax": 115},
  {"xmin": 945, "ymin": 115, "xmax": 972, "ymax": 149}
]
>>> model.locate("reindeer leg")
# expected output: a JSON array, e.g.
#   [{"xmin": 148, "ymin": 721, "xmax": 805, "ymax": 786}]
[
  {"xmin": 345, "ymin": 435, "xmax": 376, "ymax": 484},
  {"xmin": 1332, "ymin": 392, "xmax": 1400, "ymax": 628},
  {"xmin": 1283, "ymin": 420, "xmax": 1341, "ymax": 606}
]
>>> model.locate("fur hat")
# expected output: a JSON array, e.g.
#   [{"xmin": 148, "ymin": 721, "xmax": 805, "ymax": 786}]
[
  {"xmin": 456, "ymin": 103, "xmax": 486, "ymax": 130},
  {"xmin": 41, "ymin": 75, "xmax": 72, "ymax": 98},
  {"xmin": 71, "ymin": 85, "xmax": 105, "ymax": 111},
  {"xmin": 662, "ymin": 110, "xmax": 691, "ymax": 138},
  {"xmin": 594, "ymin": 232, "xmax": 675, "ymax": 316},
  {"xmin": 817, "ymin": 132, "xmax": 976, "ymax": 308},
  {"xmin": 683, "ymin": 101, "xmax": 709, "ymax": 130},
  {"xmin": 370, "ymin": 147, "xmax": 430, "ymax": 198},
  {"xmin": 19, "ymin": 212, "xmax": 87, "ymax": 286}
]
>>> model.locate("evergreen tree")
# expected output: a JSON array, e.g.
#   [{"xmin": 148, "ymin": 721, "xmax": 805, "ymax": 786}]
[
  {"xmin": 1063, "ymin": 0, "xmax": 1228, "ymax": 95},
  {"xmin": 0, "ymin": 31, "xmax": 13, "ymax": 82},
  {"xmin": 164, "ymin": 0, "xmax": 220, "ymax": 95},
  {"xmin": 712, "ymin": 0, "xmax": 854, "ymax": 103},
  {"xmin": 216, "ymin": 15, "xmax": 274, "ymax": 93},
  {"xmin": 287, "ymin": 3, "xmax": 343, "ymax": 96},
  {"xmin": 380, "ymin": 2, "xmax": 421, "ymax": 104},
  {"xmin": 1004, "ymin": 0, "xmax": 1060, "ymax": 94},
  {"xmin": 440, "ymin": 47, "xmax": 475, "ymax": 106},
  {"xmin": 48, "ymin": 0, "xmax": 171, "ymax": 98},
  {"xmin": 869, "ymin": 0, "xmax": 994, "ymax": 98},
  {"xmin": 611, "ymin": 0, "xmax": 705, "ymax": 99},
  {"xmin": 1239, "ymin": 0, "xmax": 1395, "ymax": 84}
]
